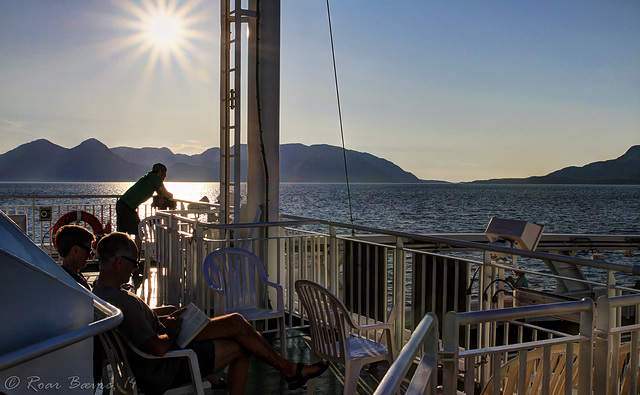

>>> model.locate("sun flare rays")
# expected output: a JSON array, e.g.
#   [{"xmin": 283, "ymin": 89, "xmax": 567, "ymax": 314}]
[{"xmin": 104, "ymin": 0, "xmax": 211, "ymax": 82}]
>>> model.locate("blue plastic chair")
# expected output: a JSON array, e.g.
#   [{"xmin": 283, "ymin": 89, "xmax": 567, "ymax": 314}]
[{"xmin": 203, "ymin": 247, "xmax": 286, "ymax": 355}]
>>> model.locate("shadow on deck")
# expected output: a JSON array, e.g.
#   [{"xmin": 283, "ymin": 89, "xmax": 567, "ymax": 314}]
[{"xmin": 211, "ymin": 329, "xmax": 393, "ymax": 395}]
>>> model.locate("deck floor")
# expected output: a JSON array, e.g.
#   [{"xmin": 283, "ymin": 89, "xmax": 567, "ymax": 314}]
[{"xmin": 234, "ymin": 329, "xmax": 392, "ymax": 395}]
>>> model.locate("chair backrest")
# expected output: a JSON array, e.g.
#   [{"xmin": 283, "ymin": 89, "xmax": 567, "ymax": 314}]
[
  {"xmin": 203, "ymin": 248, "xmax": 269, "ymax": 312},
  {"xmin": 98, "ymin": 329, "xmax": 138, "ymax": 395},
  {"xmin": 138, "ymin": 216, "xmax": 164, "ymax": 244},
  {"xmin": 295, "ymin": 279, "xmax": 351, "ymax": 363}
]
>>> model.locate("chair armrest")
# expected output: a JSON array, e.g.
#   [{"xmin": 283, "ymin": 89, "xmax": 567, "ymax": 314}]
[
  {"xmin": 124, "ymin": 337, "xmax": 197, "ymax": 361},
  {"xmin": 354, "ymin": 322, "xmax": 392, "ymax": 331},
  {"xmin": 348, "ymin": 321, "xmax": 393, "ymax": 352},
  {"xmin": 126, "ymin": 342, "xmax": 208, "ymax": 393},
  {"xmin": 204, "ymin": 283, "xmax": 227, "ymax": 315},
  {"xmin": 205, "ymin": 283, "xmax": 225, "ymax": 295},
  {"xmin": 264, "ymin": 281, "xmax": 285, "ymax": 311}
]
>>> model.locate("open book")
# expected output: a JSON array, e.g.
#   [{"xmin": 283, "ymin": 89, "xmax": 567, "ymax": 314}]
[{"xmin": 175, "ymin": 303, "xmax": 210, "ymax": 348}]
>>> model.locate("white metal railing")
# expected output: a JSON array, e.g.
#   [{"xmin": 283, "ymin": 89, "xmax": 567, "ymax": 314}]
[
  {"xmin": 0, "ymin": 194, "xmax": 119, "ymax": 253},
  {"xmin": 594, "ymin": 293, "xmax": 640, "ymax": 394},
  {"xmin": 0, "ymin": 195, "xmax": 219, "ymax": 256},
  {"xmin": 374, "ymin": 312, "xmax": 439, "ymax": 395},
  {"xmin": 441, "ymin": 299, "xmax": 595, "ymax": 394},
  {"xmin": 140, "ymin": 211, "xmax": 640, "ymax": 393}
]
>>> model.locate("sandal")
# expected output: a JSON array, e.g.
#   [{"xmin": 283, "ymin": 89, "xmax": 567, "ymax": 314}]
[{"xmin": 285, "ymin": 361, "xmax": 330, "ymax": 390}]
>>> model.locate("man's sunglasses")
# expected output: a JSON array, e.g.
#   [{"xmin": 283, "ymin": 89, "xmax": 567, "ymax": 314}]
[
  {"xmin": 118, "ymin": 255, "xmax": 141, "ymax": 267},
  {"xmin": 76, "ymin": 244, "xmax": 95, "ymax": 256}
]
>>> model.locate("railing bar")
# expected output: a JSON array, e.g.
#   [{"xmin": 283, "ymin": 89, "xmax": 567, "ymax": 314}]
[{"xmin": 459, "ymin": 335, "xmax": 586, "ymax": 357}]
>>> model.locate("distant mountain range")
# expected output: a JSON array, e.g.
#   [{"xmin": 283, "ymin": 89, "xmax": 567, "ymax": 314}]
[
  {"xmin": 470, "ymin": 145, "xmax": 640, "ymax": 184},
  {"xmin": 0, "ymin": 138, "xmax": 431, "ymax": 183},
  {"xmin": 0, "ymin": 139, "xmax": 637, "ymax": 184}
]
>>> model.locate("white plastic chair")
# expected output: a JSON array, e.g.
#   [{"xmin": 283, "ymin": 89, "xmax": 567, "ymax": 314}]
[
  {"xmin": 98, "ymin": 328, "xmax": 211, "ymax": 395},
  {"xmin": 202, "ymin": 247, "xmax": 286, "ymax": 355},
  {"xmin": 138, "ymin": 215, "xmax": 164, "ymax": 260},
  {"xmin": 295, "ymin": 279, "xmax": 394, "ymax": 395}
]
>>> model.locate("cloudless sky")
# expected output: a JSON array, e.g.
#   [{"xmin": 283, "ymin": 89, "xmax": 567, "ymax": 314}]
[{"xmin": 1, "ymin": 0, "xmax": 638, "ymax": 182}]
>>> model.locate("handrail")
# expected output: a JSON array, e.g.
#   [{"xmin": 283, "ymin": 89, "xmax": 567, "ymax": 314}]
[
  {"xmin": 160, "ymin": 211, "xmax": 640, "ymax": 275},
  {"xmin": 0, "ymin": 194, "xmax": 121, "ymax": 199},
  {"xmin": 282, "ymin": 214, "xmax": 640, "ymax": 274},
  {"xmin": 374, "ymin": 312, "xmax": 439, "ymax": 395},
  {"xmin": 448, "ymin": 298, "xmax": 594, "ymax": 326},
  {"xmin": 0, "ymin": 299, "xmax": 123, "ymax": 371}
]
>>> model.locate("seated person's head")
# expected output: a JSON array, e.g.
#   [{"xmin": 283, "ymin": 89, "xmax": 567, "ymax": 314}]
[
  {"xmin": 97, "ymin": 232, "xmax": 138, "ymax": 265},
  {"xmin": 96, "ymin": 232, "xmax": 139, "ymax": 285},
  {"xmin": 55, "ymin": 225, "xmax": 95, "ymax": 259}
]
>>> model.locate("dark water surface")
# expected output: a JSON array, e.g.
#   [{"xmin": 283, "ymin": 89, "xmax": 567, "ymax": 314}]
[{"xmin": 1, "ymin": 182, "xmax": 638, "ymax": 235}]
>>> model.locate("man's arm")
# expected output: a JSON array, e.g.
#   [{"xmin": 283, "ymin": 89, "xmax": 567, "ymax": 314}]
[
  {"xmin": 143, "ymin": 334, "xmax": 174, "ymax": 357},
  {"xmin": 157, "ymin": 306, "xmax": 186, "ymax": 326},
  {"xmin": 142, "ymin": 314, "xmax": 182, "ymax": 356},
  {"xmin": 158, "ymin": 184, "xmax": 173, "ymax": 199},
  {"xmin": 153, "ymin": 305, "xmax": 177, "ymax": 316}
]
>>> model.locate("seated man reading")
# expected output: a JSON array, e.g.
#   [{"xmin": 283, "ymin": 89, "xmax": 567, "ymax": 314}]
[{"xmin": 93, "ymin": 232, "xmax": 328, "ymax": 394}]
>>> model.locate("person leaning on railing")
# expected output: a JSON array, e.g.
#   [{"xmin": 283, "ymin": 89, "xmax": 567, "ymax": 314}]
[
  {"xmin": 92, "ymin": 232, "xmax": 329, "ymax": 394},
  {"xmin": 506, "ymin": 267, "xmax": 529, "ymax": 288},
  {"xmin": 116, "ymin": 163, "xmax": 173, "ymax": 289}
]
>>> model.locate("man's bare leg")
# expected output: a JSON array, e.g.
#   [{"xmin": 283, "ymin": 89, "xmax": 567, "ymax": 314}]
[
  {"xmin": 194, "ymin": 313, "xmax": 321, "ymax": 379},
  {"xmin": 210, "ymin": 339, "xmax": 250, "ymax": 395}
]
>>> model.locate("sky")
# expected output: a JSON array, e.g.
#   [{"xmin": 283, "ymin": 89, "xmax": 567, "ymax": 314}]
[{"xmin": 1, "ymin": 1, "xmax": 638, "ymax": 183}]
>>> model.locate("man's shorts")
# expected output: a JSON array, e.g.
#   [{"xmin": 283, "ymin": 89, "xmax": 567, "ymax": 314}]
[
  {"xmin": 116, "ymin": 199, "xmax": 140, "ymax": 235},
  {"xmin": 172, "ymin": 340, "xmax": 217, "ymax": 386}
]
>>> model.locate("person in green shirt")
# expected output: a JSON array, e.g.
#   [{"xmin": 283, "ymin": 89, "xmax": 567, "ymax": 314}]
[
  {"xmin": 507, "ymin": 267, "xmax": 529, "ymax": 288},
  {"xmin": 116, "ymin": 163, "xmax": 173, "ymax": 246}
]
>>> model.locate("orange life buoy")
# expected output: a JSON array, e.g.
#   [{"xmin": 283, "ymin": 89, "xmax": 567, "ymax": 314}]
[{"xmin": 51, "ymin": 210, "xmax": 112, "ymax": 251}]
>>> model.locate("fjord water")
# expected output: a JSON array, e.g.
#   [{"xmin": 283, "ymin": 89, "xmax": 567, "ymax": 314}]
[{"xmin": 1, "ymin": 182, "xmax": 638, "ymax": 235}]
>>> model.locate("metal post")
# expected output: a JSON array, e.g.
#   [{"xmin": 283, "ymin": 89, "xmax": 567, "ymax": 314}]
[
  {"xmin": 394, "ymin": 236, "xmax": 406, "ymax": 354},
  {"xmin": 442, "ymin": 311, "xmax": 460, "ymax": 395},
  {"xmin": 594, "ymin": 295, "xmax": 610, "ymax": 394},
  {"xmin": 578, "ymin": 298, "xmax": 595, "ymax": 395},
  {"xmin": 247, "ymin": 0, "xmax": 280, "ymax": 276}
]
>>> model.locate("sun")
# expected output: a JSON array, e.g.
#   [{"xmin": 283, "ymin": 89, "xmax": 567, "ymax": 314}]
[
  {"xmin": 106, "ymin": 0, "xmax": 210, "ymax": 79},
  {"xmin": 146, "ymin": 14, "xmax": 182, "ymax": 47}
]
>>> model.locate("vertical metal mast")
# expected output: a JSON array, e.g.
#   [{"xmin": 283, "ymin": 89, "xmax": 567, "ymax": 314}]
[
  {"xmin": 220, "ymin": 0, "xmax": 280, "ymax": 258},
  {"xmin": 220, "ymin": 0, "xmax": 245, "ymax": 224}
]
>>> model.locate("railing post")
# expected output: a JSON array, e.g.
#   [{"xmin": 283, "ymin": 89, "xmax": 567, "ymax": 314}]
[
  {"xmin": 394, "ymin": 236, "xmax": 406, "ymax": 353},
  {"xmin": 442, "ymin": 311, "xmax": 460, "ymax": 395},
  {"xmin": 167, "ymin": 214, "xmax": 180, "ymax": 306},
  {"xmin": 578, "ymin": 298, "xmax": 594, "ymax": 395},
  {"xmin": 606, "ymin": 270, "xmax": 618, "ymax": 326},
  {"xmin": 479, "ymin": 250, "xmax": 493, "ymax": 384},
  {"xmin": 329, "ymin": 225, "xmax": 338, "ymax": 293},
  {"xmin": 192, "ymin": 221, "xmax": 205, "ymax": 309},
  {"xmin": 594, "ymin": 295, "xmax": 611, "ymax": 395}
]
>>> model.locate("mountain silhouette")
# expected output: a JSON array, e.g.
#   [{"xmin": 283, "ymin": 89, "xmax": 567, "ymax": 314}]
[
  {"xmin": 472, "ymin": 145, "xmax": 640, "ymax": 184},
  {"xmin": 0, "ymin": 139, "xmax": 426, "ymax": 183},
  {"xmin": 2, "ymin": 139, "xmax": 636, "ymax": 183}
]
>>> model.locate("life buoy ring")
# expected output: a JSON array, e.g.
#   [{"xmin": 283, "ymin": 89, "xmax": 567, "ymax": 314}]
[{"xmin": 51, "ymin": 210, "xmax": 112, "ymax": 251}]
